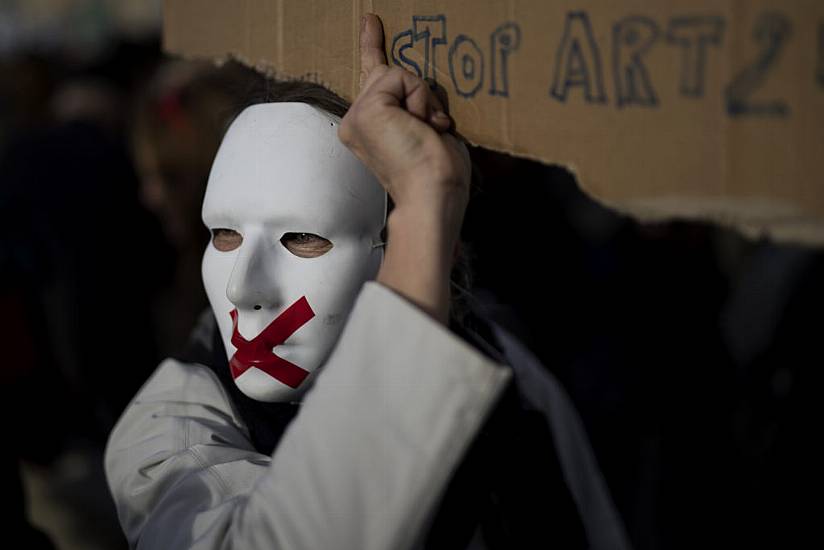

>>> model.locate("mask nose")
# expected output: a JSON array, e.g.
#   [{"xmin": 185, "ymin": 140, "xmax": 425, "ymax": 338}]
[{"xmin": 226, "ymin": 232, "xmax": 281, "ymax": 311}]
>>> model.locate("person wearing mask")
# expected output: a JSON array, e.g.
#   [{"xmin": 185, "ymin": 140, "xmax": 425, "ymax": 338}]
[{"xmin": 105, "ymin": 14, "xmax": 628, "ymax": 549}]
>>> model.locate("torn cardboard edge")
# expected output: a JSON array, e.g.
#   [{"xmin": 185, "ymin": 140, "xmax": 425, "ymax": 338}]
[
  {"xmin": 164, "ymin": 0, "xmax": 824, "ymax": 247},
  {"xmin": 178, "ymin": 48, "xmax": 824, "ymax": 248},
  {"xmin": 191, "ymin": 51, "xmax": 824, "ymax": 247}
]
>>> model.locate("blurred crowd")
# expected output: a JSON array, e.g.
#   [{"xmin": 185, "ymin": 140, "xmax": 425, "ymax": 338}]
[
  {"xmin": 0, "ymin": 5, "xmax": 262, "ymax": 546},
  {"xmin": 0, "ymin": 2, "xmax": 820, "ymax": 549}
]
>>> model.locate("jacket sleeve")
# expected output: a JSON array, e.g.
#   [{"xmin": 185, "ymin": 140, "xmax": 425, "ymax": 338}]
[{"xmin": 104, "ymin": 280, "xmax": 513, "ymax": 550}]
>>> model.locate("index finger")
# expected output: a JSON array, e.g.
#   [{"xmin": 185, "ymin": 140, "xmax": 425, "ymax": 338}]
[{"xmin": 359, "ymin": 13, "xmax": 388, "ymax": 90}]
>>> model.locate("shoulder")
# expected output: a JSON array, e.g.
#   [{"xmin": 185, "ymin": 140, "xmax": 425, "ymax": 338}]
[
  {"xmin": 104, "ymin": 357, "xmax": 267, "ymax": 546},
  {"xmin": 104, "ymin": 357, "xmax": 254, "ymax": 478},
  {"xmin": 141, "ymin": 357, "xmax": 237, "ymax": 411}
]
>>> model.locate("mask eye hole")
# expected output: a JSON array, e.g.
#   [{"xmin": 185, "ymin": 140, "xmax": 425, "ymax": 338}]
[
  {"xmin": 212, "ymin": 228, "xmax": 243, "ymax": 252},
  {"xmin": 281, "ymin": 232, "xmax": 334, "ymax": 258}
]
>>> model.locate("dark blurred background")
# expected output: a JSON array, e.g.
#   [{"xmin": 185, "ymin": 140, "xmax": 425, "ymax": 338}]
[{"xmin": 1, "ymin": 2, "xmax": 818, "ymax": 549}]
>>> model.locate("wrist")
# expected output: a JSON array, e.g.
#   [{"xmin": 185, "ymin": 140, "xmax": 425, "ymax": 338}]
[
  {"xmin": 376, "ymin": 207, "xmax": 457, "ymax": 326},
  {"xmin": 386, "ymin": 208, "xmax": 454, "ymax": 275},
  {"xmin": 387, "ymin": 189, "xmax": 467, "ymax": 242}
]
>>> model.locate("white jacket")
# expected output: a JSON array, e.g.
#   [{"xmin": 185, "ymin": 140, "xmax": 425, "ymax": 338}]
[{"xmin": 105, "ymin": 280, "xmax": 630, "ymax": 549}]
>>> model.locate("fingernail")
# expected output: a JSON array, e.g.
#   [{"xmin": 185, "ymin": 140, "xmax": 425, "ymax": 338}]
[{"xmin": 432, "ymin": 110, "xmax": 450, "ymax": 120}]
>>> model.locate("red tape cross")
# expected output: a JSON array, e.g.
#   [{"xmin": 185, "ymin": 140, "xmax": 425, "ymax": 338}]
[{"xmin": 229, "ymin": 296, "xmax": 315, "ymax": 388}]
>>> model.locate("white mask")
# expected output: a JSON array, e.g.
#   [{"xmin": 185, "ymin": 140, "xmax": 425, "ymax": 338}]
[{"xmin": 201, "ymin": 102, "xmax": 387, "ymax": 403}]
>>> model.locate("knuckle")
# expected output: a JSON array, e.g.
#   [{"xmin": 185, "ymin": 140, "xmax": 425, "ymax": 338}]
[
  {"xmin": 338, "ymin": 106, "xmax": 369, "ymax": 148},
  {"xmin": 388, "ymin": 65, "xmax": 411, "ymax": 81},
  {"xmin": 368, "ymin": 65, "xmax": 390, "ymax": 83},
  {"xmin": 337, "ymin": 118, "xmax": 354, "ymax": 145}
]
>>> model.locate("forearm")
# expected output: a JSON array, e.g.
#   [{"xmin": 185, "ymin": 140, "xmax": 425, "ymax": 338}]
[
  {"xmin": 376, "ymin": 199, "xmax": 462, "ymax": 326},
  {"xmin": 343, "ymin": 12, "xmax": 470, "ymax": 328}
]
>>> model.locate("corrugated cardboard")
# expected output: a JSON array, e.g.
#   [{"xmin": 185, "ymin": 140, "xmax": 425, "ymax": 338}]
[{"xmin": 164, "ymin": 0, "xmax": 824, "ymax": 245}]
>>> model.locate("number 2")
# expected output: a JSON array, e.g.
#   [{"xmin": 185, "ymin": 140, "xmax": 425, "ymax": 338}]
[{"xmin": 725, "ymin": 12, "xmax": 792, "ymax": 116}]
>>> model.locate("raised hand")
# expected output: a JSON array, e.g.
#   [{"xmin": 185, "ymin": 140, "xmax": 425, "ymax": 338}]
[{"xmin": 339, "ymin": 13, "xmax": 471, "ymax": 325}]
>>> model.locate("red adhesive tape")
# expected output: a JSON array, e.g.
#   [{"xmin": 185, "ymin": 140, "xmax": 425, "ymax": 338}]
[{"xmin": 229, "ymin": 296, "xmax": 315, "ymax": 388}]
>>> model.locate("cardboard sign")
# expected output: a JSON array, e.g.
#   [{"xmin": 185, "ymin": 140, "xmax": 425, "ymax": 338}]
[{"xmin": 164, "ymin": 0, "xmax": 824, "ymax": 245}]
